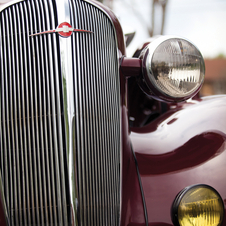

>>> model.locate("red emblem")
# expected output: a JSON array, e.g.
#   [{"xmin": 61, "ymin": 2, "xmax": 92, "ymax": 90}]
[
  {"xmin": 56, "ymin": 22, "xmax": 74, "ymax": 37},
  {"xmin": 30, "ymin": 22, "xmax": 93, "ymax": 37}
]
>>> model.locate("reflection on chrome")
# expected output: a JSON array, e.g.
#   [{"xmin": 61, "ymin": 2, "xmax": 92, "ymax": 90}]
[{"xmin": 156, "ymin": 73, "xmax": 198, "ymax": 97}]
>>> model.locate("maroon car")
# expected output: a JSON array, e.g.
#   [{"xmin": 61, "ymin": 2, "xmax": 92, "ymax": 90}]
[{"xmin": 0, "ymin": 0, "xmax": 225, "ymax": 226}]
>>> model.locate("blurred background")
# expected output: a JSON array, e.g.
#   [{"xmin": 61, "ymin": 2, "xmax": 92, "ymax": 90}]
[{"xmin": 97, "ymin": 0, "xmax": 226, "ymax": 96}]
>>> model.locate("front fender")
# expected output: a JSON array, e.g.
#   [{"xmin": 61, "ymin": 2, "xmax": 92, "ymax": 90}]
[{"xmin": 130, "ymin": 95, "xmax": 226, "ymax": 225}]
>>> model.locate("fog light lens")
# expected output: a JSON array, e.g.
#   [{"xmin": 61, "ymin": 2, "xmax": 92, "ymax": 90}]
[{"xmin": 171, "ymin": 185, "xmax": 224, "ymax": 226}]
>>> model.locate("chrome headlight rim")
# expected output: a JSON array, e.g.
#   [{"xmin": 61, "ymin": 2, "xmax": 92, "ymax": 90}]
[
  {"xmin": 140, "ymin": 35, "xmax": 205, "ymax": 102},
  {"xmin": 171, "ymin": 184, "xmax": 225, "ymax": 226}
]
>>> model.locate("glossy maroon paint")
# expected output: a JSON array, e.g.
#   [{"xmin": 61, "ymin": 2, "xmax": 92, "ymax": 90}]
[
  {"xmin": 130, "ymin": 95, "xmax": 226, "ymax": 226},
  {"xmin": 0, "ymin": 193, "xmax": 7, "ymax": 226},
  {"xmin": 120, "ymin": 58, "xmax": 142, "ymax": 78},
  {"xmin": 121, "ymin": 106, "xmax": 147, "ymax": 226}
]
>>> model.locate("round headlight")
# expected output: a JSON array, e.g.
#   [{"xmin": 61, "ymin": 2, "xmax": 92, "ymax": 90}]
[
  {"xmin": 171, "ymin": 184, "xmax": 225, "ymax": 226},
  {"xmin": 139, "ymin": 36, "xmax": 205, "ymax": 102}
]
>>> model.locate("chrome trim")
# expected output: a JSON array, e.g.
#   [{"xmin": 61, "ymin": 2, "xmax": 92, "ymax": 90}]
[
  {"xmin": 0, "ymin": 11, "xmax": 8, "ymax": 225},
  {"xmin": 55, "ymin": 0, "xmax": 121, "ymax": 225},
  {"xmin": 141, "ymin": 35, "xmax": 205, "ymax": 100},
  {"xmin": 55, "ymin": 0, "xmax": 78, "ymax": 225},
  {"xmin": 0, "ymin": 0, "xmax": 23, "ymax": 12},
  {"xmin": 17, "ymin": 3, "xmax": 30, "ymax": 225},
  {"xmin": 0, "ymin": 24, "xmax": 9, "ymax": 223},
  {"xmin": 69, "ymin": 1, "xmax": 121, "ymax": 226},
  {"xmin": 25, "ymin": 2, "xmax": 39, "ymax": 224},
  {"xmin": 82, "ymin": 1, "xmax": 122, "ymax": 224},
  {"xmin": 1, "ymin": 0, "xmax": 70, "ymax": 225},
  {"xmin": 83, "ymin": 0, "xmax": 120, "ymax": 59},
  {"xmin": 1, "ymin": 1, "xmax": 121, "ymax": 226}
]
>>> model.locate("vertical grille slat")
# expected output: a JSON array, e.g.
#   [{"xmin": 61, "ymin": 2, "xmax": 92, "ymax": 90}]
[
  {"xmin": 77, "ymin": 2, "xmax": 91, "ymax": 226},
  {"xmin": 7, "ymin": 6, "xmax": 21, "ymax": 225},
  {"xmin": 92, "ymin": 8, "xmax": 104, "ymax": 226},
  {"xmin": 102, "ymin": 15, "xmax": 112, "ymax": 225},
  {"xmin": 85, "ymin": 6, "xmax": 99, "ymax": 226},
  {"xmin": 40, "ymin": 0, "xmax": 55, "ymax": 224},
  {"xmin": 23, "ymin": 2, "xmax": 37, "ymax": 224},
  {"xmin": 43, "ymin": 0, "xmax": 61, "ymax": 224},
  {"xmin": 18, "ymin": 3, "xmax": 32, "ymax": 225},
  {"xmin": 97, "ymin": 11, "xmax": 108, "ymax": 226},
  {"xmin": 30, "ymin": 0, "xmax": 45, "ymax": 224},
  {"xmin": 30, "ymin": 1, "xmax": 44, "ymax": 224},
  {"xmin": 11, "ymin": 5, "xmax": 23, "ymax": 225},
  {"xmin": 34, "ymin": 0, "xmax": 49, "ymax": 224},
  {"xmin": 15, "ymin": 4, "xmax": 28, "ymax": 225},
  {"xmin": 0, "ymin": 13, "xmax": 9, "ymax": 218}
]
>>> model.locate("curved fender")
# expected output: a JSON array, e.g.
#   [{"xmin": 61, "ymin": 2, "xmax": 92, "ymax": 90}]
[{"xmin": 130, "ymin": 95, "xmax": 226, "ymax": 225}]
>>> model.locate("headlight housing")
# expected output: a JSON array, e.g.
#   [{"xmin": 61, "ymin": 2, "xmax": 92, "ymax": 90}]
[
  {"xmin": 139, "ymin": 36, "xmax": 205, "ymax": 102},
  {"xmin": 171, "ymin": 184, "xmax": 225, "ymax": 226}
]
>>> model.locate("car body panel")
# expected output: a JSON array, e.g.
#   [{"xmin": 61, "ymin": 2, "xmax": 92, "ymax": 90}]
[
  {"xmin": 130, "ymin": 95, "xmax": 226, "ymax": 225},
  {"xmin": 1, "ymin": 0, "xmax": 226, "ymax": 226}
]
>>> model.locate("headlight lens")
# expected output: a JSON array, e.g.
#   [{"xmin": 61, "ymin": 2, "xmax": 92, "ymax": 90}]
[
  {"xmin": 139, "ymin": 36, "xmax": 205, "ymax": 102},
  {"xmin": 150, "ymin": 39, "xmax": 205, "ymax": 98},
  {"xmin": 171, "ymin": 185, "xmax": 224, "ymax": 226}
]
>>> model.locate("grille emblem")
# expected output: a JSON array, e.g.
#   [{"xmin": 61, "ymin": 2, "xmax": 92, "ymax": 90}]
[{"xmin": 30, "ymin": 22, "xmax": 93, "ymax": 37}]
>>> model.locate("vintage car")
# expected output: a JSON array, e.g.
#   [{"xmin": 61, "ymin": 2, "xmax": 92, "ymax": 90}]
[{"xmin": 0, "ymin": 0, "xmax": 225, "ymax": 226}]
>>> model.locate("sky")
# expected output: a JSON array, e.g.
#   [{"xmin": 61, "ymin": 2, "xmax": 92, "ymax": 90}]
[{"xmin": 112, "ymin": 0, "xmax": 226, "ymax": 58}]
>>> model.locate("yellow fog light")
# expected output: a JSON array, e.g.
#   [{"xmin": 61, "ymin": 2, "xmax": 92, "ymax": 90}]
[{"xmin": 171, "ymin": 184, "xmax": 224, "ymax": 226}]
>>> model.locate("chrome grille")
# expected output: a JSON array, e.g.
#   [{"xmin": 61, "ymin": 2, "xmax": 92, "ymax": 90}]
[
  {"xmin": 69, "ymin": 1, "xmax": 121, "ymax": 226},
  {"xmin": 0, "ymin": 0, "xmax": 121, "ymax": 226},
  {"xmin": 0, "ymin": 0, "xmax": 70, "ymax": 225}
]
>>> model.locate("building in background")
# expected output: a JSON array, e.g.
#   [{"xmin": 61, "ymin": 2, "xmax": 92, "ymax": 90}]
[{"xmin": 201, "ymin": 58, "xmax": 226, "ymax": 96}]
